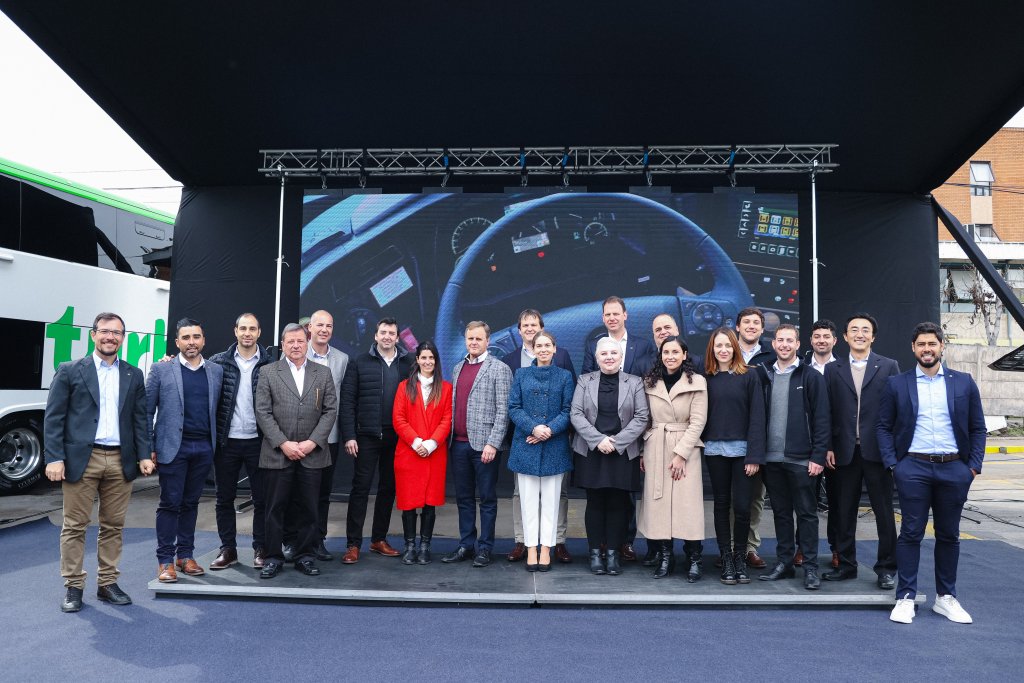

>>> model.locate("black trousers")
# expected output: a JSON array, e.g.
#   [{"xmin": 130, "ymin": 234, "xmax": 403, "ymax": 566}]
[
  {"xmin": 823, "ymin": 469, "xmax": 838, "ymax": 551},
  {"xmin": 706, "ymin": 455, "xmax": 752, "ymax": 555},
  {"xmin": 584, "ymin": 488, "xmax": 632, "ymax": 549},
  {"xmin": 213, "ymin": 437, "xmax": 266, "ymax": 551},
  {"xmin": 345, "ymin": 429, "xmax": 398, "ymax": 547},
  {"xmin": 832, "ymin": 446, "xmax": 898, "ymax": 575},
  {"xmin": 763, "ymin": 462, "xmax": 819, "ymax": 569},
  {"xmin": 284, "ymin": 441, "xmax": 339, "ymax": 545},
  {"xmin": 263, "ymin": 462, "xmax": 321, "ymax": 563}
]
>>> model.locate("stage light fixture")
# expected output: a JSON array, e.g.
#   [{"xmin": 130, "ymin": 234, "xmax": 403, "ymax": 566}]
[
  {"xmin": 726, "ymin": 144, "xmax": 737, "ymax": 187},
  {"xmin": 643, "ymin": 145, "xmax": 652, "ymax": 186},
  {"xmin": 442, "ymin": 147, "xmax": 453, "ymax": 187},
  {"xmin": 520, "ymin": 146, "xmax": 528, "ymax": 187},
  {"xmin": 561, "ymin": 147, "xmax": 570, "ymax": 187}
]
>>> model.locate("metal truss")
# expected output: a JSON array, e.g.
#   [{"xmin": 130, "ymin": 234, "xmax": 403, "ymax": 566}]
[{"xmin": 258, "ymin": 144, "xmax": 836, "ymax": 179}]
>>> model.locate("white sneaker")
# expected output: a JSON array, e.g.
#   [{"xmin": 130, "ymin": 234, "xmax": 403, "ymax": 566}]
[
  {"xmin": 933, "ymin": 594, "xmax": 973, "ymax": 624},
  {"xmin": 889, "ymin": 597, "xmax": 916, "ymax": 624}
]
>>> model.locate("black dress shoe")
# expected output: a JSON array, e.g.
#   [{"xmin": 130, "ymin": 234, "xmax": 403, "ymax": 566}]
[
  {"xmin": 878, "ymin": 573, "xmax": 896, "ymax": 590},
  {"xmin": 472, "ymin": 550, "xmax": 492, "ymax": 568},
  {"xmin": 442, "ymin": 546, "xmax": 473, "ymax": 563},
  {"xmin": 282, "ymin": 545, "xmax": 296, "ymax": 563},
  {"xmin": 589, "ymin": 549, "xmax": 607, "ymax": 575},
  {"xmin": 260, "ymin": 561, "xmax": 282, "ymax": 579},
  {"xmin": 804, "ymin": 567, "xmax": 821, "ymax": 590},
  {"xmin": 295, "ymin": 559, "xmax": 321, "ymax": 576},
  {"xmin": 315, "ymin": 542, "xmax": 334, "ymax": 562},
  {"xmin": 61, "ymin": 587, "xmax": 83, "ymax": 613},
  {"xmin": 606, "ymin": 549, "xmax": 622, "ymax": 576},
  {"xmin": 537, "ymin": 562, "xmax": 552, "ymax": 573},
  {"xmin": 97, "ymin": 583, "xmax": 132, "ymax": 605},
  {"xmin": 823, "ymin": 566, "xmax": 858, "ymax": 581},
  {"xmin": 759, "ymin": 562, "xmax": 796, "ymax": 581},
  {"xmin": 526, "ymin": 563, "xmax": 539, "ymax": 572}
]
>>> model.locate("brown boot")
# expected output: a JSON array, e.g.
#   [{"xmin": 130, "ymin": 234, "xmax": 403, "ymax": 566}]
[
  {"xmin": 210, "ymin": 547, "xmax": 238, "ymax": 570},
  {"xmin": 158, "ymin": 563, "xmax": 178, "ymax": 583}
]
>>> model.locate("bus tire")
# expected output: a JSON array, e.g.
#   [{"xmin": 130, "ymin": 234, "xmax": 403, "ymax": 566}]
[{"xmin": 0, "ymin": 414, "xmax": 45, "ymax": 495}]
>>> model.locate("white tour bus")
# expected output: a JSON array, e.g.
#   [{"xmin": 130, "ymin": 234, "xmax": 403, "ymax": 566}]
[{"xmin": 0, "ymin": 157, "xmax": 173, "ymax": 494}]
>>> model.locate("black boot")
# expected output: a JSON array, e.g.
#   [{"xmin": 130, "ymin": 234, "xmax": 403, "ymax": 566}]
[
  {"xmin": 733, "ymin": 550, "xmax": 750, "ymax": 584},
  {"xmin": 589, "ymin": 549, "xmax": 607, "ymax": 575},
  {"xmin": 641, "ymin": 539, "xmax": 663, "ymax": 567},
  {"xmin": 401, "ymin": 511, "xmax": 417, "ymax": 565},
  {"xmin": 606, "ymin": 549, "xmax": 622, "ymax": 576},
  {"xmin": 653, "ymin": 540, "xmax": 675, "ymax": 579},
  {"xmin": 417, "ymin": 506, "xmax": 436, "ymax": 565},
  {"xmin": 685, "ymin": 542, "xmax": 703, "ymax": 583},
  {"xmin": 720, "ymin": 551, "xmax": 737, "ymax": 585}
]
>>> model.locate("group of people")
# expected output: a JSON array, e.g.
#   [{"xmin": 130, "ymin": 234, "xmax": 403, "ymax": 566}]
[{"xmin": 43, "ymin": 298, "xmax": 986, "ymax": 626}]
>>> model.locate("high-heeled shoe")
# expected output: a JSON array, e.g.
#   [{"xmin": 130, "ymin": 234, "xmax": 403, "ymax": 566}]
[{"xmin": 526, "ymin": 562, "xmax": 539, "ymax": 572}]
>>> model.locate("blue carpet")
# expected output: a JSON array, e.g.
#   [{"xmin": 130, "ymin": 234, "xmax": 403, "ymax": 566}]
[{"xmin": 2, "ymin": 518, "xmax": 1022, "ymax": 681}]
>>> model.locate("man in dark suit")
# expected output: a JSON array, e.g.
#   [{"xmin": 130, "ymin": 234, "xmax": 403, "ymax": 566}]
[
  {"xmin": 878, "ymin": 322, "xmax": 985, "ymax": 625},
  {"xmin": 43, "ymin": 312, "xmax": 155, "ymax": 613},
  {"xmin": 146, "ymin": 318, "xmax": 224, "ymax": 583},
  {"xmin": 581, "ymin": 296, "xmax": 657, "ymax": 377},
  {"xmin": 255, "ymin": 323, "xmax": 338, "ymax": 578},
  {"xmin": 503, "ymin": 308, "xmax": 576, "ymax": 564},
  {"xmin": 581, "ymin": 296, "xmax": 656, "ymax": 561},
  {"xmin": 823, "ymin": 313, "xmax": 900, "ymax": 588}
]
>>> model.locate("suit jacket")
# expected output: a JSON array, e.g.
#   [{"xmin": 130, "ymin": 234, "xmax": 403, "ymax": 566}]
[
  {"xmin": 581, "ymin": 332, "xmax": 657, "ymax": 377},
  {"xmin": 502, "ymin": 345, "xmax": 577, "ymax": 383},
  {"xmin": 570, "ymin": 371, "xmax": 650, "ymax": 460},
  {"xmin": 824, "ymin": 352, "xmax": 900, "ymax": 465},
  {"xmin": 450, "ymin": 354, "xmax": 512, "ymax": 451},
  {"xmin": 255, "ymin": 358, "xmax": 338, "ymax": 469},
  {"xmin": 876, "ymin": 365, "xmax": 986, "ymax": 473},
  {"xmin": 146, "ymin": 357, "xmax": 223, "ymax": 463},
  {"xmin": 43, "ymin": 356, "xmax": 149, "ymax": 483}
]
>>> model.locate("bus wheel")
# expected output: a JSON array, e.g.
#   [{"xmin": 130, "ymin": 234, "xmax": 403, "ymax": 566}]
[{"xmin": 0, "ymin": 415, "xmax": 45, "ymax": 495}]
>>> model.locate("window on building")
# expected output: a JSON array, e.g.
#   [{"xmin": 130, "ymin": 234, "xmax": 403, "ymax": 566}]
[
  {"xmin": 972, "ymin": 223, "xmax": 999, "ymax": 241},
  {"xmin": 970, "ymin": 161, "xmax": 994, "ymax": 196}
]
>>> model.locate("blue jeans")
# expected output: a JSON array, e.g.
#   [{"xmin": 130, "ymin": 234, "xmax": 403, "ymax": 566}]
[
  {"xmin": 450, "ymin": 440, "xmax": 499, "ymax": 551},
  {"xmin": 893, "ymin": 456, "xmax": 974, "ymax": 599},
  {"xmin": 157, "ymin": 437, "xmax": 214, "ymax": 564}
]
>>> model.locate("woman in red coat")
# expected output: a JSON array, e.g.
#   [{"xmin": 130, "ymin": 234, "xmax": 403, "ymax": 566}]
[{"xmin": 393, "ymin": 341, "xmax": 453, "ymax": 565}]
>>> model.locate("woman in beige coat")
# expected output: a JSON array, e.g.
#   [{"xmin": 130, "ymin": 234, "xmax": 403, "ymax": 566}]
[{"xmin": 637, "ymin": 335, "xmax": 707, "ymax": 581}]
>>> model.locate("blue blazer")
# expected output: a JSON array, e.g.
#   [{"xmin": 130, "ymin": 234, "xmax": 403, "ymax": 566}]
[
  {"xmin": 506, "ymin": 365, "xmax": 574, "ymax": 476},
  {"xmin": 581, "ymin": 332, "xmax": 656, "ymax": 377},
  {"xmin": 503, "ymin": 345, "xmax": 577, "ymax": 383},
  {"xmin": 876, "ymin": 365, "xmax": 986, "ymax": 473},
  {"xmin": 146, "ymin": 357, "xmax": 223, "ymax": 463}
]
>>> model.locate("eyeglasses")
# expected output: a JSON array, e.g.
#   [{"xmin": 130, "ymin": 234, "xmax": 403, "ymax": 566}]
[{"xmin": 95, "ymin": 328, "xmax": 125, "ymax": 338}]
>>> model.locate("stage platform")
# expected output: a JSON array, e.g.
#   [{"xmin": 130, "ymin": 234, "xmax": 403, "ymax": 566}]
[{"xmin": 149, "ymin": 540, "xmax": 923, "ymax": 608}]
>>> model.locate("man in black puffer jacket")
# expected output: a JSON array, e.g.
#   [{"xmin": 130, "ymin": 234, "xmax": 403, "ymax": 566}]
[
  {"xmin": 206, "ymin": 313, "xmax": 274, "ymax": 570},
  {"xmin": 339, "ymin": 317, "xmax": 413, "ymax": 563}
]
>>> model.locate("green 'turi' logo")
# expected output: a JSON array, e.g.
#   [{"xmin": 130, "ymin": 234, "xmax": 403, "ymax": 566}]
[{"xmin": 45, "ymin": 305, "xmax": 167, "ymax": 370}]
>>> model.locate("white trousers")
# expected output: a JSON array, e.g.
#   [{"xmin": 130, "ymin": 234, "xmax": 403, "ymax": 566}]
[{"xmin": 516, "ymin": 472, "xmax": 564, "ymax": 547}]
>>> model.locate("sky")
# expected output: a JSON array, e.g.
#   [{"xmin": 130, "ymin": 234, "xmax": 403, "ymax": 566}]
[{"xmin": 2, "ymin": 10, "xmax": 1024, "ymax": 219}]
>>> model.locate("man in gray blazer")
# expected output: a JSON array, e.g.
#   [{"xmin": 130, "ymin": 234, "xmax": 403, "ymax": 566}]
[
  {"xmin": 146, "ymin": 318, "xmax": 223, "ymax": 583},
  {"xmin": 44, "ymin": 312, "xmax": 155, "ymax": 613},
  {"xmin": 255, "ymin": 323, "xmax": 338, "ymax": 578},
  {"xmin": 442, "ymin": 321, "xmax": 512, "ymax": 568}
]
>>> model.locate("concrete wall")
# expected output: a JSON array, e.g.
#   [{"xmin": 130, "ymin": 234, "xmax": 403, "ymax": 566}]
[
  {"xmin": 943, "ymin": 311, "xmax": 1024, "ymax": 346},
  {"xmin": 945, "ymin": 344, "xmax": 1024, "ymax": 416}
]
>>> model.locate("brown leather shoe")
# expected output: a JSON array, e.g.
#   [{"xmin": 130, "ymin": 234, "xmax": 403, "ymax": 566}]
[
  {"xmin": 341, "ymin": 546, "xmax": 360, "ymax": 564},
  {"xmin": 831, "ymin": 551, "xmax": 840, "ymax": 569},
  {"xmin": 746, "ymin": 550, "xmax": 767, "ymax": 569},
  {"xmin": 370, "ymin": 540, "xmax": 401, "ymax": 557},
  {"xmin": 176, "ymin": 558, "xmax": 206, "ymax": 576},
  {"xmin": 210, "ymin": 547, "xmax": 238, "ymax": 570},
  {"xmin": 507, "ymin": 542, "xmax": 526, "ymax": 562},
  {"xmin": 793, "ymin": 550, "xmax": 804, "ymax": 567},
  {"xmin": 554, "ymin": 543, "xmax": 572, "ymax": 563},
  {"xmin": 158, "ymin": 563, "xmax": 178, "ymax": 583},
  {"xmin": 253, "ymin": 548, "xmax": 266, "ymax": 569},
  {"xmin": 620, "ymin": 543, "xmax": 636, "ymax": 561}
]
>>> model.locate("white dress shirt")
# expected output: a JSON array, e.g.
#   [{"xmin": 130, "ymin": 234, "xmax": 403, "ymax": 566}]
[
  {"xmin": 228, "ymin": 348, "xmax": 261, "ymax": 439},
  {"xmin": 286, "ymin": 357, "xmax": 306, "ymax": 395},
  {"xmin": 92, "ymin": 352, "xmax": 120, "ymax": 445}
]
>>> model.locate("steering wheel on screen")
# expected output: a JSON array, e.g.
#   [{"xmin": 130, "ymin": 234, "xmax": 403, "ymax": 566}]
[{"xmin": 434, "ymin": 193, "xmax": 751, "ymax": 376}]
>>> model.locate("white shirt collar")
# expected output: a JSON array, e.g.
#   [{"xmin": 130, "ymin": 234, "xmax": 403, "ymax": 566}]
[
  {"xmin": 286, "ymin": 357, "xmax": 307, "ymax": 372},
  {"xmin": 465, "ymin": 351, "xmax": 489, "ymax": 364},
  {"xmin": 92, "ymin": 351, "xmax": 119, "ymax": 369},
  {"xmin": 773, "ymin": 357, "xmax": 800, "ymax": 374},
  {"xmin": 915, "ymin": 364, "xmax": 945, "ymax": 379},
  {"xmin": 234, "ymin": 346, "xmax": 260, "ymax": 363},
  {"xmin": 178, "ymin": 354, "xmax": 205, "ymax": 370},
  {"xmin": 310, "ymin": 344, "xmax": 331, "ymax": 360}
]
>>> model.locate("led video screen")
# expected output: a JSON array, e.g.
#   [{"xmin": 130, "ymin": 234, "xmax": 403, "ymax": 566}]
[{"xmin": 300, "ymin": 190, "xmax": 800, "ymax": 377}]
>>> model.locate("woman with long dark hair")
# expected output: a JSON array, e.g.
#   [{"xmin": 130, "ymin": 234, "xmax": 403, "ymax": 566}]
[
  {"xmin": 506, "ymin": 331, "xmax": 575, "ymax": 571},
  {"xmin": 637, "ymin": 336, "xmax": 707, "ymax": 581},
  {"xmin": 392, "ymin": 341, "xmax": 453, "ymax": 564},
  {"xmin": 701, "ymin": 327, "xmax": 765, "ymax": 584},
  {"xmin": 571, "ymin": 337, "xmax": 649, "ymax": 576}
]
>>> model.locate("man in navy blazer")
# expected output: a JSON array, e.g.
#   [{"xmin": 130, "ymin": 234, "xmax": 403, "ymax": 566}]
[
  {"xmin": 44, "ymin": 312, "xmax": 155, "ymax": 612},
  {"xmin": 146, "ymin": 318, "xmax": 223, "ymax": 582},
  {"xmin": 877, "ymin": 322, "xmax": 985, "ymax": 625},
  {"xmin": 502, "ymin": 308, "xmax": 577, "ymax": 564},
  {"xmin": 581, "ymin": 296, "xmax": 657, "ymax": 377},
  {"xmin": 823, "ymin": 313, "xmax": 900, "ymax": 588}
]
